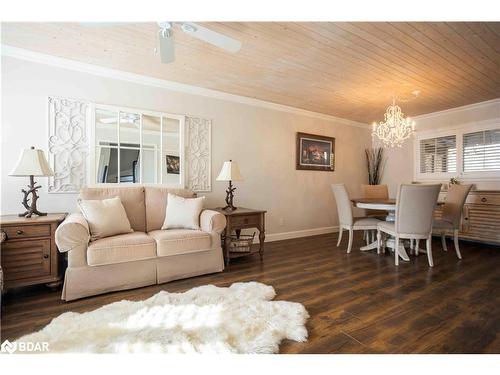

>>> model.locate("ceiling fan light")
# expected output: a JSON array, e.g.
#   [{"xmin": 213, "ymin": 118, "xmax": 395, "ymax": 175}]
[
  {"xmin": 157, "ymin": 21, "xmax": 172, "ymax": 30},
  {"xmin": 181, "ymin": 23, "xmax": 197, "ymax": 33}
]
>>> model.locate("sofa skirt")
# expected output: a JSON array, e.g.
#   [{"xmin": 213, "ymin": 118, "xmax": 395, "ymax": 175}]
[
  {"xmin": 156, "ymin": 246, "xmax": 225, "ymax": 284},
  {"xmin": 61, "ymin": 246, "xmax": 224, "ymax": 301}
]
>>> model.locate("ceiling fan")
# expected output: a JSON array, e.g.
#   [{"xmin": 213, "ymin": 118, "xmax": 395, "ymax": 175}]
[
  {"xmin": 157, "ymin": 22, "xmax": 242, "ymax": 64},
  {"xmin": 99, "ymin": 113, "xmax": 139, "ymax": 125},
  {"xmin": 79, "ymin": 22, "xmax": 242, "ymax": 64}
]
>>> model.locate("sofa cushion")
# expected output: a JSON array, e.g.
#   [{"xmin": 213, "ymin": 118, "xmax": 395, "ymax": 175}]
[
  {"xmin": 148, "ymin": 229, "xmax": 212, "ymax": 257},
  {"xmin": 80, "ymin": 186, "xmax": 146, "ymax": 232},
  {"xmin": 87, "ymin": 232, "xmax": 156, "ymax": 266},
  {"xmin": 162, "ymin": 194, "xmax": 205, "ymax": 230},
  {"xmin": 78, "ymin": 197, "xmax": 133, "ymax": 240},
  {"xmin": 144, "ymin": 187, "xmax": 196, "ymax": 232}
]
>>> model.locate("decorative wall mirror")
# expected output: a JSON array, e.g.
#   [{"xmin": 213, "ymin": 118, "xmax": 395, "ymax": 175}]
[{"xmin": 89, "ymin": 104, "xmax": 185, "ymax": 187}]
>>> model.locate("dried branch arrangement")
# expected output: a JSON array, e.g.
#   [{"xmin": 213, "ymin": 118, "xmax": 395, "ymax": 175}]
[{"xmin": 365, "ymin": 147, "xmax": 386, "ymax": 185}]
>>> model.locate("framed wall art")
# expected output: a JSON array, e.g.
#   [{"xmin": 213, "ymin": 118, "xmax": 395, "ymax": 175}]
[{"xmin": 296, "ymin": 132, "xmax": 335, "ymax": 171}]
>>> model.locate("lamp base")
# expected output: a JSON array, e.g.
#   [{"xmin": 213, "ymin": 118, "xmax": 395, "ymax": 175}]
[
  {"xmin": 19, "ymin": 209, "xmax": 47, "ymax": 218},
  {"xmin": 223, "ymin": 180, "xmax": 237, "ymax": 211},
  {"xmin": 19, "ymin": 175, "xmax": 46, "ymax": 218}
]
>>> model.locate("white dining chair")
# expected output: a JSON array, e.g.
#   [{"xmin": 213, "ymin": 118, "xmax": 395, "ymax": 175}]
[
  {"xmin": 433, "ymin": 184, "xmax": 472, "ymax": 260},
  {"xmin": 331, "ymin": 184, "xmax": 381, "ymax": 253},
  {"xmin": 377, "ymin": 184, "xmax": 441, "ymax": 266},
  {"xmin": 361, "ymin": 184, "xmax": 389, "ymax": 215}
]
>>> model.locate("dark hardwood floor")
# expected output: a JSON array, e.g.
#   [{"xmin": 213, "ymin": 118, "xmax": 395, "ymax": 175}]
[{"xmin": 1, "ymin": 233, "xmax": 499, "ymax": 353}]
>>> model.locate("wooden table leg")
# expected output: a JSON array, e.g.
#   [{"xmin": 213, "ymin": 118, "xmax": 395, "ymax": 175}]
[
  {"xmin": 258, "ymin": 214, "xmax": 265, "ymax": 261},
  {"xmin": 258, "ymin": 230, "xmax": 265, "ymax": 261},
  {"xmin": 46, "ymin": 280, "xmax": 63, "ymax": 290},
  {"xmin": 224, "ymin": 227, "xmax": 231, "ymax": 267}
]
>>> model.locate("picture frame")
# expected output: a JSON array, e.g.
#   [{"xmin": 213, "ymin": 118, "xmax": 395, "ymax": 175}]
[
  {"xmin": 296, "ymin": 132, "xmax": 335, "ymax": 171},
  {"xmin": 166, "ymin": 155, "xmax": 180, "ymax": 175}
]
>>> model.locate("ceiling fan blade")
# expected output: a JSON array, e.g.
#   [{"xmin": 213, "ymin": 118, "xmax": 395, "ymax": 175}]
[
  {"xmin": 78, "ymin": 22, "xmax": 130, "ymax": 28},
  {"xmin": 100, "ymin": 118, "xmax": 136, "ymax": 124},
  {"xmin": 181, "ymin": 23, "xmax": 241, "ymax": 53},
  {"xmin": 99, "ymin": 118, "xmax": 117, "ymax": 124},
  {"xmin": 159, "ymin": 29, "xmax": 175, "ymax": 63}
]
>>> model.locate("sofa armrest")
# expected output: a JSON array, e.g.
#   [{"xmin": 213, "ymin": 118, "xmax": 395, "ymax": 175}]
[
  {"xmin": 200, "ymin": 210, "xmax": 227, "ymax": 234},
  {"xmin": 55, "ymin": 213, "xmax": 90, "ymax": 267}
]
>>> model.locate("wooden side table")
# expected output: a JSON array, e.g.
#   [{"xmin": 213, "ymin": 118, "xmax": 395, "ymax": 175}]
[
  {"xmin": 210, "ymin": 208, "xmax": 266, "ymax": 266},
  {"xmin": 0, "ymin": 213, "xmax": 67, "ymax": 291}
]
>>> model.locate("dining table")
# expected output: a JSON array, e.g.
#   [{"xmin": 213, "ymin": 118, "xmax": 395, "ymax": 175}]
[{"xmin": 350, "ymin": 197, "xmax": 444, "ymax": 262}]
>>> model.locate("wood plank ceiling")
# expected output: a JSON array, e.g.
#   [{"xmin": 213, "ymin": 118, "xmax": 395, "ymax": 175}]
[{"xmin": 2, "ymin": 22, "xmax": 500, "ymax": 123}]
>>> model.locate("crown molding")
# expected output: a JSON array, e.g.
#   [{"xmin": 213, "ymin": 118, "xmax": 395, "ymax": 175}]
[
  {"xmin": 413, "ymin": 97, "xmax": 500, "ymax": 121},
  {"xmin": 1, "ymin": 44, "xmax": 370, "ymax": 129}
]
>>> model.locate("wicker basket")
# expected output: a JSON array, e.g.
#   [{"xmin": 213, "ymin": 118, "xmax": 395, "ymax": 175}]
[{"xmin": 229, "ymin": 232, "xmax": 256, "ymax": 253}]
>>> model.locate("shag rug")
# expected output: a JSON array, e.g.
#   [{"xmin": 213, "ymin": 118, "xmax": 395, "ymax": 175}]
[{"xmin": 17, "ymin": 282, "xmax": 309, "ymax": 353}]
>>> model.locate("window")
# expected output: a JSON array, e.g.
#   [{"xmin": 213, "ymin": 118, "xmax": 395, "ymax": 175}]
[
  {"xmin": 415, "ymin": 123, "xmax": 500, "ymax": 180},
  {"xmin": 91, "ymin": 105, "xmax": 184, "ymax": 186},
  {"xmin": 419, "ymin": 135, "xmax": 457, "ymax": 174},
  {"xmin": 463, "ymin": 129, "xmax": 500, "ymax": 172}
]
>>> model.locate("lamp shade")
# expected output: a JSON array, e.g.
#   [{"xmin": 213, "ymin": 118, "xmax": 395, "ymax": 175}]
[
  {"xmin": 9, "ymin": 147, "xmax": 54, "ymax": 177},
  {"xmin": 216, "ymin": 160, "xmax": 243, "ymax": 181}
]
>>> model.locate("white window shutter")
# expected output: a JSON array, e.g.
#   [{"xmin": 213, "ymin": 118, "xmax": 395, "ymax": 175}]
[
  {"xmin": 463, "ymin": 129, "xmax": 500, "ymax": 172},
  {"xmin": 419, "ymin": 135, "xmax": 457, "ymax": 174}
]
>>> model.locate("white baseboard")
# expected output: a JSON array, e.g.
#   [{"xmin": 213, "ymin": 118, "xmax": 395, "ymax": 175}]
[{"xmin": 252, "ymin": 226, "xmax": 339, "ymax": 243}]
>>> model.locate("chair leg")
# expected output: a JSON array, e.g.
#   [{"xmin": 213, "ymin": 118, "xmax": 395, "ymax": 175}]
[
  {"xmin": 376, "ymin": 230, "xmax": 381, "ymax": 254},
  {"xmin": 337, "ymin": 228, "xmax": 343, "ymax": 247},
  {"xmin": 415, "ymin": 240, "xmax": 420, "ymax": 256},
  {"xmin": 395, "ymin": 235, "xmax": 399, "ymax": 266},
  {"xmin": 453, "ymin": 229, "xmax": 462, "ymax": 260},
  {"xmin": 365, "ymin": 230, "xmax": 369, "ymax": 246},
  {"xmin": 441, "ymin": 232, "xmax": 448, "ymax": 252},
  {"xmin": 426, "ymin": 235, "xmax": 434, "ymax": 267},
  {"xmin": 347, "ymin": 229, "xmax": 353, "ymax": 254}
]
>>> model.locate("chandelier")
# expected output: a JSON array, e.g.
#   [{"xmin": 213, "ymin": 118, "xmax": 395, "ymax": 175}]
[{"xmin": 372, "ymin": 98, "xmax": 415, "ymax": 148}]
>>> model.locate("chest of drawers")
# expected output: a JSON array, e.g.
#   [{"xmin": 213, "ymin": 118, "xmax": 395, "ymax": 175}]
[
  {"xmin": 435, "ymin": 190, "xmax": 500, "ymax": 245},
  {"xmin": 0, "ymin": 213, "xmax": 67, "ymax": 291}
]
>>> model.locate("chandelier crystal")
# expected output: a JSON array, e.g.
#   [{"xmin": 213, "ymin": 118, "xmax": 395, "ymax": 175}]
[{"xmin": 372, "ymin": 98, "xmax": 415, "ymax": 148}]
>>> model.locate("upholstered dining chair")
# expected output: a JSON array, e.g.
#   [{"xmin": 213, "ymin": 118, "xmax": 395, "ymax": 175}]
[
  {"xmin": 331, "ymin": 184, "xmax": 381, "ymax": 253},
  {"xmin": 361, "ymin": 184, "xmax": 389, "ymax": 199},
  {"xmin": 433, "ymin": 184, "xmax": 472, "ymax": 260},
  {"xmin": 377, "ymin": 184, "xmax": 441, "ymax": 266}
]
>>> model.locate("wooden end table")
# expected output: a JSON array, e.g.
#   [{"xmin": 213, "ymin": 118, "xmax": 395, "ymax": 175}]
[
  {"xmin": 0, "ymin": 213, "xmax": 67, "ymax": 291},
  {"xmin": 209, "ymin": 207, "xmax": 266, "ymax": 266}
]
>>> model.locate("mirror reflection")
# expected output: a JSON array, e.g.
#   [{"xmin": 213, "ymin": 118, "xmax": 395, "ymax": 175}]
[{"xmin": 94, "ymin": 106, "xmax": 182, "ymax": 185}]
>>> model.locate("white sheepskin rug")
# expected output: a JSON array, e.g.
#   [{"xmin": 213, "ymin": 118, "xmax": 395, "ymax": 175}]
[{"xmin": 16, "ymin": 282, "xmax": 309, "ymax": 353}]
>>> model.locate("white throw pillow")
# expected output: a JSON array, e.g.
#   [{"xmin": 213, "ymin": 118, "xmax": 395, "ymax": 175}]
[
  {"xmin": 162, "ymin": 193, "xmax": 205, "ymax": 230},
  {"xmin": 78, "ymin": 197, "xmax": 133, "ymax": 240}
]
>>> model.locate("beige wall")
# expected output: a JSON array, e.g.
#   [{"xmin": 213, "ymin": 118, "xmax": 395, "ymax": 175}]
[
  {"xmin": 380, "ymin": 99, "xmax": 500, "ymax": 196},
  {"xmin": 1, "ymin": 56, "xmax": 372, "ymax": 239}
]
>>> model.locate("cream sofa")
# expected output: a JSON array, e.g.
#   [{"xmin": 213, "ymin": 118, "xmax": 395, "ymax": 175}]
[{"xmin": 55, "ymin": 186, "xmax": 226, "ymax": 301}]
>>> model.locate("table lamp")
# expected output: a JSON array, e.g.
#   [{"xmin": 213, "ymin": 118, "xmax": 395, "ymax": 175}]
[
  {"xmin": 216, "ymin": 160, "xmax": 243, "ymax": 211},
  {"xmin": 9, "ymin": 146, "xmax": 54, "ymax": 217}
]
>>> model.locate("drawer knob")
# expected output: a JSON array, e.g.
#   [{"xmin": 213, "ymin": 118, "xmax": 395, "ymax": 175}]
[
  {"xmin": 16, "ymin": 230, "xmax": 24, "ymax": 235},
  {"xmin": 244, "ymin": 218, "xmax": 249, "ymax": 223},
  {"xmin": 43, "ymin": 254, "xmax": 49, "ymax": 259},
  {"xmin": 481, "ymin": 197, "xmax": 487, "ymax": 203}
]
